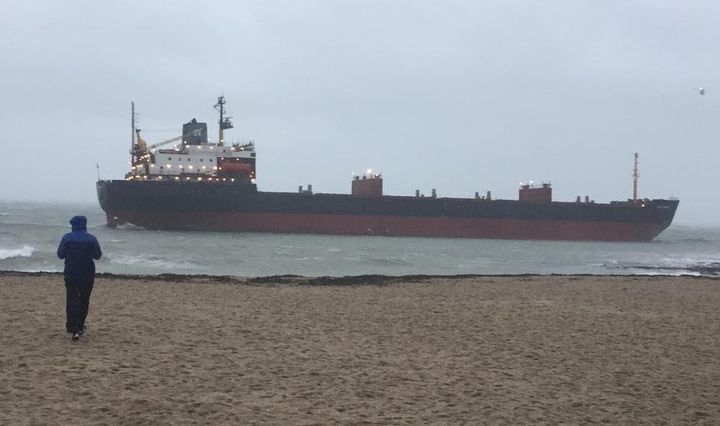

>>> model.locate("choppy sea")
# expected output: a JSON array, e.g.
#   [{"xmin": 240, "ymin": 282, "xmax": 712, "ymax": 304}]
[{"xmin": 1, "ymin": 201, "xmax": 719, "ymax": 277}]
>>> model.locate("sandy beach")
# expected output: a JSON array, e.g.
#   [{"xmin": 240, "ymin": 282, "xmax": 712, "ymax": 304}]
[{"xmin": 0, "ymin": 272, "xmax": 718, "ymax": 425}]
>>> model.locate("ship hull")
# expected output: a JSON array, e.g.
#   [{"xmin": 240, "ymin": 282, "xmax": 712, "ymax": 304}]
[{"xmin": 97, "ymin": 180, "xmax": 679, "ymax": 241}]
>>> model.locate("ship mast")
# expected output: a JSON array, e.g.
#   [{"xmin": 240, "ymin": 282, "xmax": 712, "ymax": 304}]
[
  {"xmin": 214, "ymin": 96, "xmax": 234, "ymax": 146},
  {"xmin": 632, "ymin": 152, "xmax": 639, "ymax": 203},
  {"xmin": 131, "ymin": 101, "xmax": 136, "ymax": 151}
]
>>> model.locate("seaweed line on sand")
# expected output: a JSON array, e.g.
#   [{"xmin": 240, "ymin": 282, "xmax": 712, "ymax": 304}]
[{"xmin": 0, "ymin": 270, "xmax": 717, "ymax": 287}]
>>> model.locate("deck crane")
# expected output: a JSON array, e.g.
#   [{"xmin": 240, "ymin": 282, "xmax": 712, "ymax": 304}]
[
  {"xmin": 130, "ymin": 128, "xmax": 203, "ymax": 177},
  {"xmin": 131, "ymin": 128, "xmax": 202, "ymax": 155},
  {"xmin": 127, "ymin": 102, "xmax": 206, "ymax": 178}
]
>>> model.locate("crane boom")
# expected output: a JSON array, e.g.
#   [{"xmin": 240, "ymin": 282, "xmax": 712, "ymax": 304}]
[{"xmin": 132, "ymin": 128, "xmax": 202, "ymax": 154}]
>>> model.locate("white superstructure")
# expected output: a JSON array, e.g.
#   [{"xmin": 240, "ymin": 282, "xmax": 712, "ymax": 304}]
[{"xmin": 127, "ymin": 97, "xmax": 257, "ymax": 184}]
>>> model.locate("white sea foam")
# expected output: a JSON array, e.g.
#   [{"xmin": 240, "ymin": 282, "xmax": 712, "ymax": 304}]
[
  {"xmin": 0, "ymin": 244, "xmax": 35, "ymax": 260},
  {"xmin": 115, "ymin": 223, "xmax": 144, "ymax": 230},
  {"xmin": 109, "ymin": 254, "xmax": 194, "ymax": 270}
]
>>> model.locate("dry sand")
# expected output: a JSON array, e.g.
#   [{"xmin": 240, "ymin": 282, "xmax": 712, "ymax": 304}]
[{"xmin": 0, "ymin": 272, "xmax": 719, "ymax": 425}]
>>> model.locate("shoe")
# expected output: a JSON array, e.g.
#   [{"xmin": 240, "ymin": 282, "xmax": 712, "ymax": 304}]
[
  {"xmin": 71, "ymin": 333, "xmax": 80, "ymax": 342},
  {"xmin": 78, "ymin": 326, "xmax": 86, "ymax": 337}
]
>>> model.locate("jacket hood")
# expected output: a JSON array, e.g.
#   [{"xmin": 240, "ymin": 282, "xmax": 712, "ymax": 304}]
[{"xmin": 70, "ymin": 215, "xmax": 87, "ymax": 232}]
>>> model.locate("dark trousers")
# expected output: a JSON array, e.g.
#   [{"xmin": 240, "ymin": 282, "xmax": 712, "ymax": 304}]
[{"xmin": 65, "ymin": 279, "xmax": 94, "ymax": 333}]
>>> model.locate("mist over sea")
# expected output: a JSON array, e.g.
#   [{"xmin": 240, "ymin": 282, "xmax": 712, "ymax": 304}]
[{"xmin": 1, "ymin": 201, "xmax": 719, "ymax": 277}]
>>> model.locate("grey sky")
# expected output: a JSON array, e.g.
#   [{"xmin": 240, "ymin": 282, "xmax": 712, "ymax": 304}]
[{"xmin": 2, "ymin": 0, "xmax": 718, "ymax": 225}]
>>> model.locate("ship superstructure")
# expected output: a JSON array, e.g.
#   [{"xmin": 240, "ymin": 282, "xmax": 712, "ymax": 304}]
[{"xmin": 127, "ymin": 97, "xmax": 256, "ymax": 184}]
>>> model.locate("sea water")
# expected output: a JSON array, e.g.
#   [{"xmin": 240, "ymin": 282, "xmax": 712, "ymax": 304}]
[{"xmin": 1, "ymin": 200, "xmax": 719, "ymax": 277}]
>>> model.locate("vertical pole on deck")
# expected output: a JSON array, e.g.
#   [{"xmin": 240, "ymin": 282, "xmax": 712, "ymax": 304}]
[{"xmin": 632, "ymin": 152, "xmax": 639, "ymax": 203}]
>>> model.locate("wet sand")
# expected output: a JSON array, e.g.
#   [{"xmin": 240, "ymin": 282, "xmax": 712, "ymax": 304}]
[{"xmin": 1, "ymin": 272, "xmax": 719, "ymax": 425}]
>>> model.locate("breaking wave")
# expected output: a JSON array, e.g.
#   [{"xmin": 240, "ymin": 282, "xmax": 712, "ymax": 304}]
[
  {"xmin": 108, "ymin": 254, "xmax": 197, "ymax": 270},
  {"xmin": 619, "ymin": 262, "xmax": 720, "ymax": 277},
  {"xmin": 0, "ymin": 245, "xmax": 35, "ymax": 260}
]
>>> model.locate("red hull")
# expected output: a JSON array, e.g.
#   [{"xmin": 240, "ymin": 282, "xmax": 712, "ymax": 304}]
[{"xmin": 108, "ymin": 211, "xmax": 667, "ymax": 241}]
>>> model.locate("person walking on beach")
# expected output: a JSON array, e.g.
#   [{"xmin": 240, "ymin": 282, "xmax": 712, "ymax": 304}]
[{"xmin": 57, "ymin": 215, "xmax": 102, "ymax": 342}]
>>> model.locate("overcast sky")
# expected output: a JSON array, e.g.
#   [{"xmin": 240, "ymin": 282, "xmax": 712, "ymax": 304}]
[{"xmin": 2, "ymin": 0, "xmax": 718, "ymax": 225}]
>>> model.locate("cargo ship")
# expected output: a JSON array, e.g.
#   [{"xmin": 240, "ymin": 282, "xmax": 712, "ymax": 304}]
[{"xmin": 96, "ymin": 97, "xmax": 679, "ymax": 241}]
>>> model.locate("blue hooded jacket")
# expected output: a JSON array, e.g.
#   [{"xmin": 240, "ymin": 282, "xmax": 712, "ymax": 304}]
[{"xmin": 57, "ymin": 216, "xmax": 102, "ymax": 281}]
